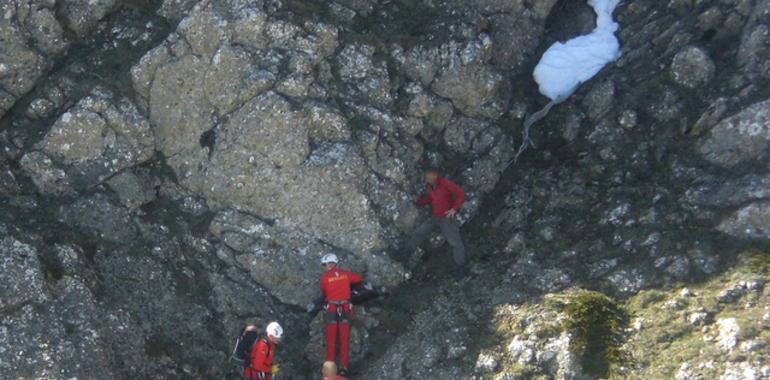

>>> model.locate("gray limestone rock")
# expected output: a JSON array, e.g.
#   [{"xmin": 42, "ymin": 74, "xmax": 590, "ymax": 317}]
[
  {"xmin": 336, "ymin": 44, "xmax": 392, "ymax": 107},
  {"xmin": 686, "ymin": 174, "xmax": 770, "ymax": 207},
  {"xmin": 21, "ymin": 89, "xmax": 154, "ymax": 195},
  {"xmin": 432, "ymin": 62, "xmax": 504, "ymax": 119},
  {"xmin": 738, "ymin": 1, "xmax": 770, "ymax": 82},
  {"xmin": 698, "ymin": 99, "xmax": 770, "ymax": 168},
  {"xmin": 582, "ymin": 80, "xmax": 615, "ymax": 121},
  {"xmin": 0, "ymin": 1, "xmax": 69, "ymax": 118},
  {"xmin": 157, "ymin": 0, "xmax": 202, "ymax": 21},
  {"xmin": 150, "ymin": 54, "xmax": 215, "ymax": 157},
  {"xmin": 670, "ymin": 46, "xmax": 716, "ymax": 88},
  {"xmin": 0, "ymin": 165, "xmax": 20, "ymax": 195},
  {"xmin": 0, "ymin": 238, "xmax": 47, "ymax": 310},
  {"xmin": 27, "ymin": 89, "xmax": 154, "ymax": 191},
  {"xmin": 717, "ymin": 202, "xmax": 770, "ymax": 240},
  {"xmin": 185, "ymin": 93, "xmax": 383, "ymax": 254},
  {"xmin": 204, "ymin": 45, "xmax": 272, "ymax": 115},
  {"xmin": 57, "ymin": 194, "xmax": 138, "ymax": 243},
  {"xmin": 59, "ymin": 0, "xmax": 118, "ymax": 37},
  {"xmin": 19, "ymin": 151, "xmax": 75, "ymax": 196},
  {"xmin": 106, "ymin": 170, "xmax": 158, "ymax": 211}
]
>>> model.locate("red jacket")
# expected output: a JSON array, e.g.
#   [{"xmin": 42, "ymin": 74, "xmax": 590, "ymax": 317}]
[
  {"xmin": 320, "ymin": 268, "xmax": 363, "ymax": 302},
  {"xmin": 244, "ymin": 339, "xmax": 275, "ymax": 379},
  {"xmin": 416, "ymin": 177, "xmax": 465, "ymax": 217}
]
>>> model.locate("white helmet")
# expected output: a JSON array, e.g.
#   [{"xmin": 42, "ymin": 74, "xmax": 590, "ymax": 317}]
[
  {"xmin": 321, "ymin": 253, "xmax": 338, "ymax": 265},
  {"xmin": 266, "ymin": 322, "xmax": 283, "ymax": 339}
]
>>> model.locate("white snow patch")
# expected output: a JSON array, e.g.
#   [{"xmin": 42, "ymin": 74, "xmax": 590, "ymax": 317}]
[{"xmin": 533, "ymin": 0, "xmax": 622, "ymax": 101}]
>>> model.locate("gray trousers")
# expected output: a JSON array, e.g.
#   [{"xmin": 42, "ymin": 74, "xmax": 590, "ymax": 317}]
[{"xmin": 403, "ymin": 217, "xmax": 466, "ymax": 266}]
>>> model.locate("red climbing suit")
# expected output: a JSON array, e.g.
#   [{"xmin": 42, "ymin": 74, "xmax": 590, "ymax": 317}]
[
  {"xmin": 244, "ymin": 339, "xmax": 275, "ymax": 380},
  {"xmin": 416, "ymin": 176, "xmax": 465, "ymax": 217},
  {"xmin": 320, "ymin": 268, "xmax": 363, "ymax": 368}
]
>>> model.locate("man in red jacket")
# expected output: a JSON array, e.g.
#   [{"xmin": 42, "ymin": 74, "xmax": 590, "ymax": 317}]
[
  {"xmin": 402, "ymin": 167, "xmax": 467, "ymax": 279},
  {"xmin": 244, "ymin": 322, "xmax": 282, "ymax": 380},
  {"xmin": 320, "ymin": 253, "xmax": 362, "ymax": 376}
]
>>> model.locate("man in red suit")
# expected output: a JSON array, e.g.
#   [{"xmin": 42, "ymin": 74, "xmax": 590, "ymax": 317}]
[
  {"xmin": 244, "ymin": 322, "xmax": 282, "ymax": 380},
  {"xmin": 319, "ymin": 253, "xmax": 362, "ymax": 376},
  {"xmin": 402, "ymin": 167, "xmax": 467, "ymax": 279}
]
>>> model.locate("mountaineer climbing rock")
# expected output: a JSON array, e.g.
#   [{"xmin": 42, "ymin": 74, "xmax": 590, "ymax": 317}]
[
  {"xmin": 307, "ymin": 281, "xmax": 386, "ymax": 318},
  {"xmin": 244, "ymin": 322, "xmax": 282, "ymax": 380},
  {"xmin": 400, "ymin": 167, "xmax": 468, "ymax": 279},
  {"xmin": 318, "ymin": 254, "xmax": 363, "ymax": 376}
]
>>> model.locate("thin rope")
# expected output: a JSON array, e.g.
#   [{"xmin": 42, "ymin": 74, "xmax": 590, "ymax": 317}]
[{"xmin": 507, "ymin": 98, "xmax": 561, "ymax": 167}]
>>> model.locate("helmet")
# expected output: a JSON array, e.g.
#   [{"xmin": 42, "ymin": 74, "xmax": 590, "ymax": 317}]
[
  {"xmin": 321, "ymin": 253, "xmax": 338, "ymax": 265},
  {"xmin": 266, "ymin": 322, "xmax": 283, "ymax": 339}
]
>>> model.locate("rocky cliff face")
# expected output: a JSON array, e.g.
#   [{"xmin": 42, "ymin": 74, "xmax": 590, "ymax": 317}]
[{"xmin": 1, "ymin": 0, "xmax": 769, "ymax": 379}]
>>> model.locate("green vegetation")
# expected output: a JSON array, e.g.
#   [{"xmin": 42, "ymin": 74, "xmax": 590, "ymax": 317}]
[
  {"xmin": 621, "ymin": 258, "xmax": 770, "ymax": 379},
  {"xmin": 563, "ymin": 291, "xmax": 630, "ymax": 377},
  {"xmin": 741, "ymin": 248, "xmax": 770, "ymax": 274},
  {"xmin": 625, "ymin": 289, "xmax": 667, "ymax": 310}
]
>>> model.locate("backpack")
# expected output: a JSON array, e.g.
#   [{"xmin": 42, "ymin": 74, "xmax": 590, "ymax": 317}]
[{"xmin": 230, "ymin": 325, "xmax": 260, "ymax": 368}]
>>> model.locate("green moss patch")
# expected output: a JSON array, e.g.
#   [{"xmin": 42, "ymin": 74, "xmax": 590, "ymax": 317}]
[
  {"xmin": 741, "ymin": 248, "xmax": 770, "ymax": 275},
  {"xmin": 563, "ymin": 291, "xmax": 631, "ymax": 377}
]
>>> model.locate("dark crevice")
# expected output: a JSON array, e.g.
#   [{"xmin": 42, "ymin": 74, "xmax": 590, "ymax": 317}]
[
  {"xmin": 199, "ymin": 129, "xmax": 217, "ymax": 158},
  {"xmin": 700, "ymin": 28, "xmax": 717, "ymax": 42},
  {"xmin": 544, "ymin": 0, "xmax": 597, "ymax": 43}
]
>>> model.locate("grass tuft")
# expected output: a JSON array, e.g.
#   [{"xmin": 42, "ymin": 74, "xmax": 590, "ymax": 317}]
[
  {"xmin": 741, "ymin": 249, "xmax": 770, "ymax": 275},
  {"xmin": 563, "ymin": 291, "xmax": 631, "ymax": 377}
]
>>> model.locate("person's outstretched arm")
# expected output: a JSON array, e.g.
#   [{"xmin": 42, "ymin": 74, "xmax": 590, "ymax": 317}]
[
  {"xmin": 416, "ymin": 193, "xmax": 431, "ymax": 207},
  {"xmin": 350, "ymin": 272, "xmax": 363, "ymax": 286}
]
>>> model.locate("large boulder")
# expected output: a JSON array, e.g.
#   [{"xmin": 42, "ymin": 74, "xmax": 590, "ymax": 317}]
[
  {"xmin": 0, "ymin": 238, "xmax": 47, "ymax": 310},
  {"xmin": 185, "ymin": 93, "xmax": 384, "ymax": 254},
  {"xmin": 149, "ymin": 54, "xmax": 215, "ymax": 157},
  {"xmin": 19, "ymin": 151, "xmax": 75, "ymax": 196},
  {"xmin": 0, "ymin": 1, "xmax": 68, "ymax": 118},
  {"xmin": 210, "ymin": 209, "xmax": 407, "ymax": 306},
  {"xmin": 670, "ymin": 46, "xmax": 716, "ymax": 89},
  {"xmin": 336, "ymin": 43, "xmax": 393, "ymax": 107},
  {"xmin": 433, "ymin": 62, "xmax": 505, "ymax": 118},
  {"xmin": 717, "ymin": 202, "xmax": 770, "ymax": 240},
  {"xmin": 133, "ymin": 3, "xmax": 393, "ymax": 252},
  {"xmin": 58, "ymin": 0, "xmax": 119, "ymax": 37},
  {"xmin": 698, "ymin": 99, "xmax": 770, "ymax": 168},
  {"xmin": 483, "ymin": 0, "xmax": 560, "ymax": 70},
  {"xmin": 20, "ymin": 89, "xmax": 153, "ymax": 194},
  {"xmin": 430, "ymin": 35, "xmax": 507, "ymax": 119},
  {"xmin": 685, "ymin": 174, "xmax": 770, "ymax": 207},
  {"xmin": 737, "ymin": 0, "xmax": 770, "ymax": 81}
]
